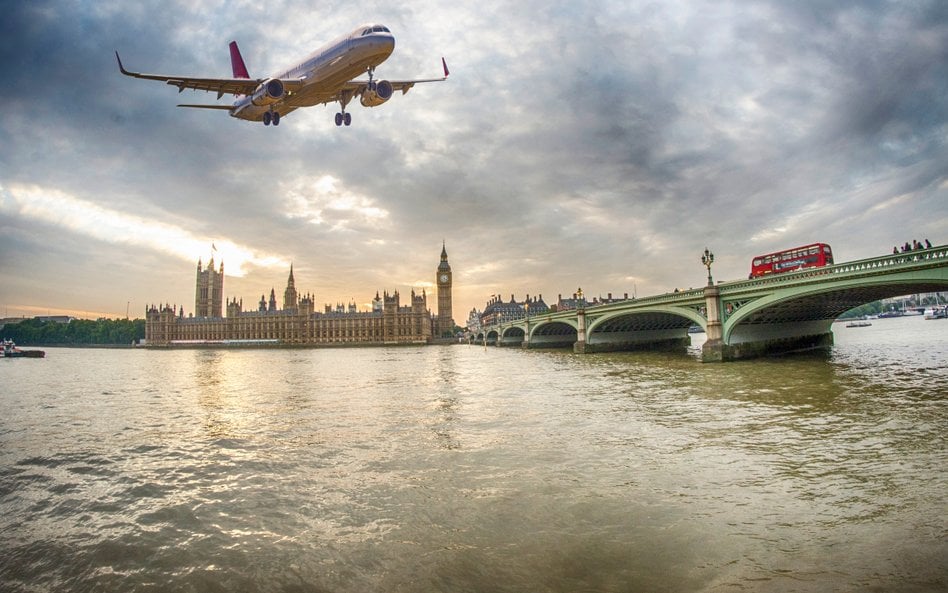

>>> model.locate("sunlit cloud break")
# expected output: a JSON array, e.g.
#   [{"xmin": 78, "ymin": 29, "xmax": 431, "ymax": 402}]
[
  {"xmin": 1, "ymin": 182, "xmax": 287, "ymax": 276},
  {"xmin": 282, "ymin": 174, "xmax": 389, "ymax": 231}
]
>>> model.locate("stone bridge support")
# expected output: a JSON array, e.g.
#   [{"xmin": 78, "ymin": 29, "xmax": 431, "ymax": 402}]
[
  {"xmin": 701, "ymin": 284, "xmax": 725, "ymax": 362},
  {"xmin": 573, "ymin": 309, "xmax": 587, "ymax": 353}
]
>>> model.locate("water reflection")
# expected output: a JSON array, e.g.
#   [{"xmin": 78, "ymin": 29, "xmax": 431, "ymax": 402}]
[
  {"xmin": 431, "ymin": 347, "xmax": 462, "ymax": 450},
  {"xmin": 190, "ymin": 349, "xmax": 244, "ymax": 441}
]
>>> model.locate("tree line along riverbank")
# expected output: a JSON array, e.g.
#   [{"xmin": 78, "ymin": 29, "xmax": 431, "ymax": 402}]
[{"xmin": 1, "ymin": 318, "xmax": 145, "ymax": 346}]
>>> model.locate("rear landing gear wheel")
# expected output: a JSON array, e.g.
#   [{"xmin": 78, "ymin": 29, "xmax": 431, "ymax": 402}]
[
  {"xmin": 272, "ymin": 112, "xmax": 281, "ymax": 126},
  {"xmin": 263, "ymin": 111, "xmax": 272, "ymax": 126}
]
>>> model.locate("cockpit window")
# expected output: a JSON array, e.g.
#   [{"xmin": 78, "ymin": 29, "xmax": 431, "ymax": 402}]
[{"xmin": 361, "ymin": 25, "xmax": 390, "ymax": 35}]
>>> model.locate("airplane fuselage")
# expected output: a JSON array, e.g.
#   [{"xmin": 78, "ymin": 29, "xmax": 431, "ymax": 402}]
[{"xmin": 231, "ymin": 26, "xmax": 395, "ymax": 122}]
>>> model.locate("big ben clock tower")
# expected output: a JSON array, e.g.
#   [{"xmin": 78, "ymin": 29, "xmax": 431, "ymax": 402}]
[{"xmin": 436, "ymin": 242, "xmax": 454, "ymax": 337}]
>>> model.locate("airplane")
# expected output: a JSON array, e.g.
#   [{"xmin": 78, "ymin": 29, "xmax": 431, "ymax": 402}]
[{"xmin": 115, "ymin": 23, "xmax": 449, "ymax": 127}]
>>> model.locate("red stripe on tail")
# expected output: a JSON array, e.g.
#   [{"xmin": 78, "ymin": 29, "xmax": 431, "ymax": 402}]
[{"xmin": 229, "ymin": 41, "xmax": 250, "ymax": 79}]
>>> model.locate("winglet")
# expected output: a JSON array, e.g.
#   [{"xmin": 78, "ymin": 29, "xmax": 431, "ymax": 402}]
[
  {"xmin": 442, "ymin": 57, "xmax": 450, "ymax": 78},
  {"xmin": 115, "ymin": 51, "xmax": 131, "ymax": 76}
]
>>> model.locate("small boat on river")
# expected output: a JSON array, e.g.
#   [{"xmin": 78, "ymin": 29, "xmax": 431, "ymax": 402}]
[
  {"xmin": 2, "ymin": 339, "xmax": 45, "ymax": 358},
  {"xmin": 924, "ymin": 307, "xmax": 947, "ymax": 320},
  {"xmin": 845, "ymin": 321, "xmax": 872, "ymax": 328},
  {"xmin": 877, "ymin": 310, "xmax": 904, "ymax": 318}
]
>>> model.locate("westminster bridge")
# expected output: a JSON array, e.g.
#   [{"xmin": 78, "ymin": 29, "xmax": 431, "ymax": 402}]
[{"xmin": 478, "ymin": 245, "xmax": 948, "ymax": 362}]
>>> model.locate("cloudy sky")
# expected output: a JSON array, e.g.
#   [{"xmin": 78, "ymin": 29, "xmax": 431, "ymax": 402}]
[{"xmin": 1, "ymin": 0, "xmax": 946, "ymax": 322}]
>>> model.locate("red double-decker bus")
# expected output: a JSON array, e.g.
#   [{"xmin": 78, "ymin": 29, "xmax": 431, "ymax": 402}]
[{"xmin": 750, "ymin": 243, "xmax": 834, "ymax": 278}]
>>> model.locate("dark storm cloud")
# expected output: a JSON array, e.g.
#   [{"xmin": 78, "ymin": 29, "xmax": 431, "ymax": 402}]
[{"xmin": 1, "ymin": 0, "xmax": 946, "ymax": 318}]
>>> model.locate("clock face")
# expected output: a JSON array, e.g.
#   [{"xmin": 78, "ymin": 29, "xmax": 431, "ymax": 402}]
[{"xmin": 439, "ymin": 274, "xmax": 449, "ymax": 283}]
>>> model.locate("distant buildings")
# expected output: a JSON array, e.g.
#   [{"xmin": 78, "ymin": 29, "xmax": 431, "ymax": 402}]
[
  {"xmin": 477, "ymin": 294, "xmax": 549, "ymax": 327},
  {"xmin": 145, "ymin": 246, "xmax": 456, "ymax": 347},
  {"xmin": 556, "ymin": 292, "xmax": 630, "ymax": 311},
  {"xmin": 468, "ymin": 291, "xmax": 633, "ymax": 333}
]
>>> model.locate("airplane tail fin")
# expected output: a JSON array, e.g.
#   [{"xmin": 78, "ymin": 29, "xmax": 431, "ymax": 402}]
[{"xmin": 229, "ymin": 41, "xmax": 250, "ymax": 78}]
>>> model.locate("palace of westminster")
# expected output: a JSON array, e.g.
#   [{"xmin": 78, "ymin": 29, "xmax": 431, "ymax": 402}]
[{"xmin": 145, "ymin": 245, "xmax": 456, "ymax": 346}]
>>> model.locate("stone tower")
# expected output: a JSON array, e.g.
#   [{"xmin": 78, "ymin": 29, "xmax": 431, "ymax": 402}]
[
  {"xmin": 195, "ymin": 256, "xmax": 224, "ymax": 318},
  {"xmin": 284, "ymin": 264, "xmax": 298, "ymax": 312},
  {"xmin": 436, "ymin": 242, "xmax": 454, "ymax": 337}
]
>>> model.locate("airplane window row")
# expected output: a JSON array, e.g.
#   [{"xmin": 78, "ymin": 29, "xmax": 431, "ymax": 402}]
[{"xmin": 361, "ymin": 26, "xmax": 391, "ymax": 35}]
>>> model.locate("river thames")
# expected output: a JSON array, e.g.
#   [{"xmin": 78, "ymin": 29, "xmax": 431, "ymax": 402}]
[{"xmin": 1, "ymin": 316, "xmax": 945, "ymax": 592}]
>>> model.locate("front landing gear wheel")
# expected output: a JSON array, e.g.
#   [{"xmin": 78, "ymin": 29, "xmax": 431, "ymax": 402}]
[
  {"xmin": 344, "ymin": 112, "xmax": 351, "ymax": 126},
  {"xmin": 335, "ymin": 112, "xmax": 343, "ymax": 126}
]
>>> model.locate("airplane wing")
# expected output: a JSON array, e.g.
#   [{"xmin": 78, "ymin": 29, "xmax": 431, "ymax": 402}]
[
  {"xmin": 115, "ymin": 52, "xmax": 304, "ymax": 99},
  {"xmin": 339, "ymin": 57, "xmax": 450, "ymax": 99}
]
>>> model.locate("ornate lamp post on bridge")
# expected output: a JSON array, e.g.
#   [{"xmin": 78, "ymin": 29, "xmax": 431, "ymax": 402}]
[
  {"xmin": 523, "ymin": 299, "xmax": 530, "ymax": 349},
  {"xmin": 702, "ymin": 247, "xmax": 715, "ymax": 286}
]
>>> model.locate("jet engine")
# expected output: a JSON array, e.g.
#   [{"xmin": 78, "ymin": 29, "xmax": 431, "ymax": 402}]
[
  {"xmin": 360, "ymin": 80, "xmax": 394, "ymax": 107},
  {"xmin": 251, "ymin": 79, "xmax": 285, "ymax": 107}
]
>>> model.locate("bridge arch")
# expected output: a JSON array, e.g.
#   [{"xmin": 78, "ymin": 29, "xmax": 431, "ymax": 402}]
[
  {"xmin": 499, "ymin": 326, "xmax": 525, "ymax": 346},
  {"xmin": 587, "ymin": 306, "xmax": 705, "ymax": 334},
  {"xmin": 583, "ymin": 306, "xmax": 702, "ymax": 352},
  {"xmin": 724, "ymin": 271, "xmax": 948, "ymax": 345},
  {"xmin": 528, "ymin": 319, "xmax": 578, "ymax": 348}
]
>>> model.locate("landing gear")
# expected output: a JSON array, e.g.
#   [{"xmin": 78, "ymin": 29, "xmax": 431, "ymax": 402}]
[
  {"xmin": 262, "ymin": 110, "xmax": 280, "ymax": 126},
  {"xmin": 335, "ymin": 92, "xmax": 353, "ymax": 126}
]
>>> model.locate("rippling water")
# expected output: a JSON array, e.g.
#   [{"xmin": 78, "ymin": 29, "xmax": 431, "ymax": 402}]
[{"xmin": 1, "ymin": 317, "xmax": 945, "ymax": 592}]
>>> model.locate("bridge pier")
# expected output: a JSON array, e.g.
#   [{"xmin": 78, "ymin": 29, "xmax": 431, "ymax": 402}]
[
  {"xmin": 573, "ymin": 308, "xmax": 587, "ymax": 354},
  {"xmin": 701, "ymin": 284, "xmax": 726, "ymax": 362}
]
